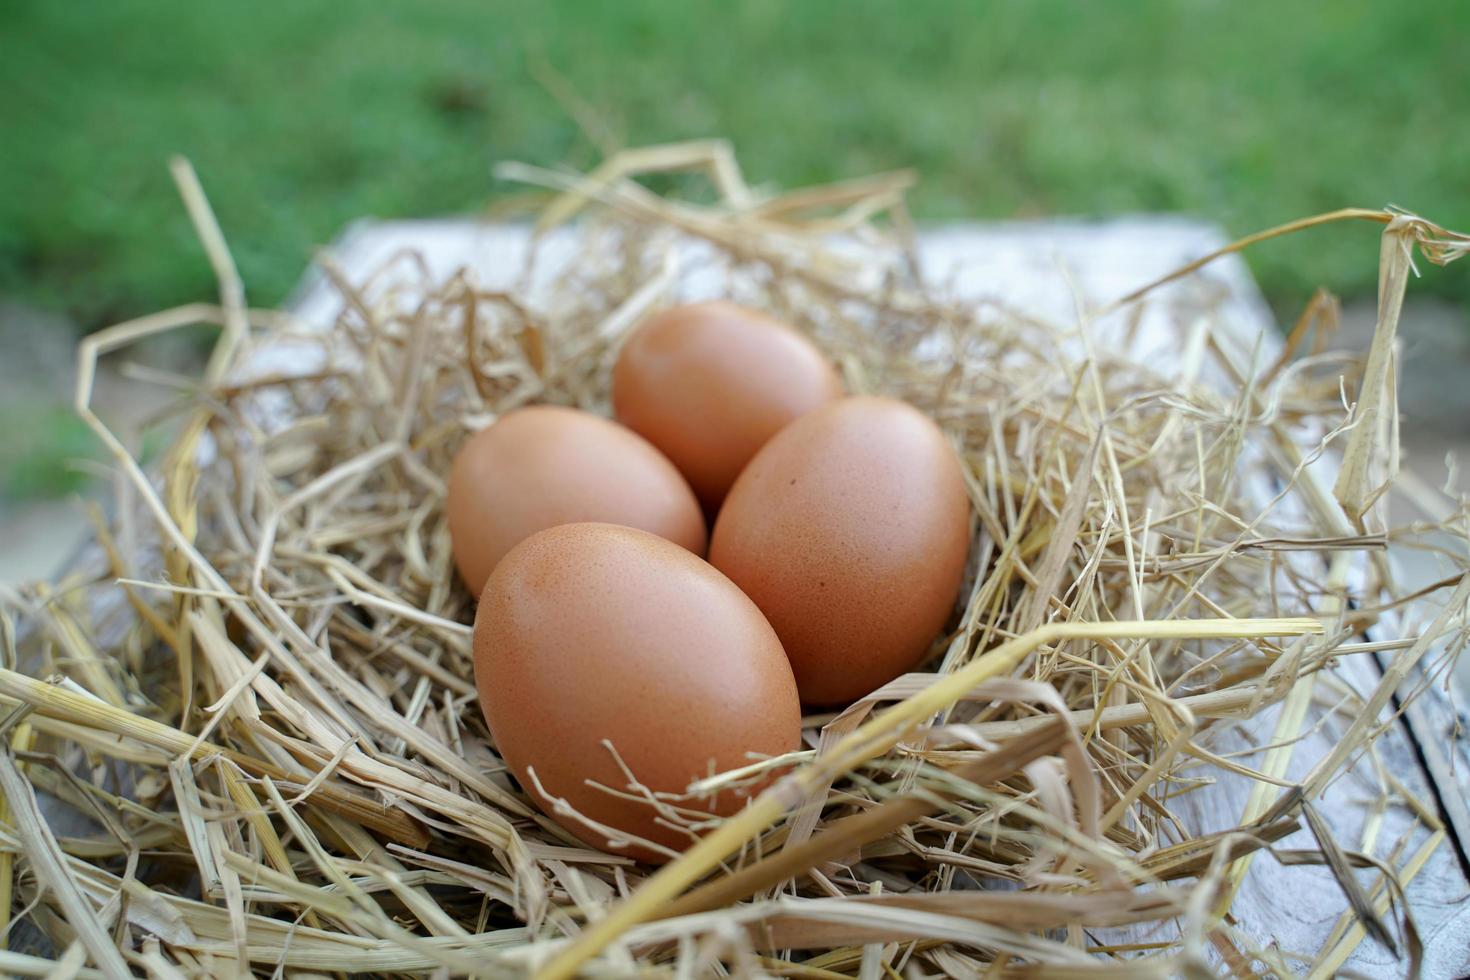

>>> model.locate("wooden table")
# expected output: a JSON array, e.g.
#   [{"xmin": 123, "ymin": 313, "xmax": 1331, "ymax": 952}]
[{"xmin": 271, "ymin": 217, "xmax": 1470, "ymax": 976}]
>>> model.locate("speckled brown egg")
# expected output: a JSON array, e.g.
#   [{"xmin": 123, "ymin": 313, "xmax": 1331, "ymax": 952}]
[
  {"xmin": 473, "ymin": 522, "xmax": 801, "ymax": 861},
  {"xmin": 709, "ymin": 397, "xmax": 971, "ymax": 705},
  {"xmin": 447, "ymin": 406, "xmax": 705, "ymax": 598},
  {"xmin": 612, "ymin": 301, "xmax": 843, "ymax": 509}
]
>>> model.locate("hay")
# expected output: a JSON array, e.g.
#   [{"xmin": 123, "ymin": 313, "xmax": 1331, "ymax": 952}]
[{"xmin": 2, "ymin": 141, "xmax": 1468, "ymax": 977}]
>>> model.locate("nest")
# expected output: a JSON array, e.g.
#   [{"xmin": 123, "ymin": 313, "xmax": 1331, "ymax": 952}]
[{"xmin": 2, "ymin": 141, "xmax": 1468, "ymax": 978}]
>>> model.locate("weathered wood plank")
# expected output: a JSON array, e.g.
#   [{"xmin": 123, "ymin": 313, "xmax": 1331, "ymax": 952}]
[{"xmin": 223, "ymin": 217, "xmax": 1470, "ymax": 975}]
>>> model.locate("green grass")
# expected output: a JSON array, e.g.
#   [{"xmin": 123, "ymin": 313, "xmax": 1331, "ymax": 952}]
[
  {"xmin": 0, "ymin": 406, "xmax": 100, "ymax": 499},
  {"xmin": 1, "ymin": 0, "xmax": 1467, "ymax": 330}
]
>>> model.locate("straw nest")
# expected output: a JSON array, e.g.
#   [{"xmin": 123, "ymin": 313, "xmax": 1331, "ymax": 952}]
[{"xmin": 2, "ymin": 141, "xmax": 1468, "ymax": 979}]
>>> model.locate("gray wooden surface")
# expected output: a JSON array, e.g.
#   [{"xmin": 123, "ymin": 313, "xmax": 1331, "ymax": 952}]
[{"xmin": 281, "ymin": 217, "xmax": 1469, "ymax": 977}]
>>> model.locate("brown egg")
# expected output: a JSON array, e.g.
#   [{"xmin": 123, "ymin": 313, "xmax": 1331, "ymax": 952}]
[
  {"xmin": 709, "ymin": 397, "xmax": 971, "ymax": 705},
  {"xmin": 612, "ymin": 301, "xmax": 843, "ymax": 509},
  {"xmin": 447, "ymin": 406, "xmax": 705, "ymax": 597},
  {"xmin": 474, "ymin": 522, "xmax": 801, "ymax": 861}
]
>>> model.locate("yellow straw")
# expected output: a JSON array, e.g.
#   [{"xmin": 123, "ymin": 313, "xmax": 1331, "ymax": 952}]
[{"xmin": 535, "ymin": 615, "xmax": 1324, "ymax": 979}]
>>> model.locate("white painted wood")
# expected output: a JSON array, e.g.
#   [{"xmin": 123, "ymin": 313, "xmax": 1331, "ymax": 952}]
[{"xmin": 274, "ymin": 217, "xmax": 1469, "ymax": 976}]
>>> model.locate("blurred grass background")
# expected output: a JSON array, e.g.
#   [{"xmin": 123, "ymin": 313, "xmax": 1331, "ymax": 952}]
[{"xmin": 2, "ymin": 0, "xmax": 1467, "ymax": 330}]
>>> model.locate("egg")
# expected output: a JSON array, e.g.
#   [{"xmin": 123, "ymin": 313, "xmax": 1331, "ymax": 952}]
[
  {"xmin": 473, "ymin": 522, "xmax": 801, "ymax": 860},
  {"xmin": 612, "ymin": 301, "xmax": 843, "ymax": 509},
  {"xmin": 709, "ymin": 397, "xmax": 971, "ymax": 705},
  {"xmin": 447, "ymin": 406, "xmax": 705, "ymax": 597}
]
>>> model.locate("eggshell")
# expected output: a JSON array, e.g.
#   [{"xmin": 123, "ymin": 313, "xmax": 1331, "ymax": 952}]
[
  {"xmin": 612, "ymin": 301, "xmax": 843, "ymax": 509},
  {"xmin": 474, "ymin": 522, "xmax": 801, "ymax": 860},
  {"xmin": 447, "ymin": 406, "xmax": 705, "ymax": 597},
  {"xmin": 709, "ymin": 397, "xmax": 971, "ymax": 705}
]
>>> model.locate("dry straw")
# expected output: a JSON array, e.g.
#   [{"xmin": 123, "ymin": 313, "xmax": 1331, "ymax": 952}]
[{"xmin": 2, "ymin": 139, "xmax": 1468, "ymax": 978}]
